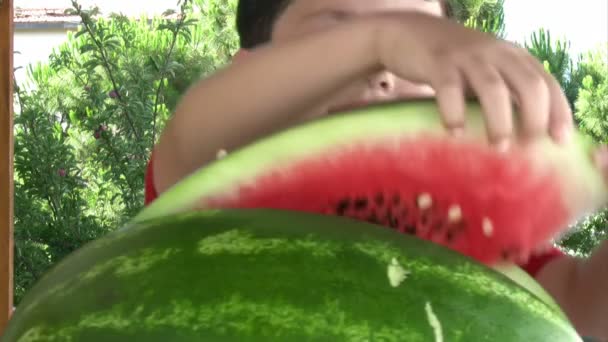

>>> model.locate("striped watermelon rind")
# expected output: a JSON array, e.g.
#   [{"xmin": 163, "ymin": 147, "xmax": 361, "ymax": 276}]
[{"xmin": 2, "ymin": 209, "xmax": 581, "ymax": 341}]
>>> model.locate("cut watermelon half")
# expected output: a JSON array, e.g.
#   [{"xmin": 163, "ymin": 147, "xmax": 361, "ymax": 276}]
[{"xmin": 136, "ymin": 99, "xmax": 608, "ymax": 265}]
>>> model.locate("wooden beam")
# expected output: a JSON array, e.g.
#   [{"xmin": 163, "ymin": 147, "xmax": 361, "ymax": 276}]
[{"xmin": 0, "ymin": 0, "xmax": 14, "ymax": 334}]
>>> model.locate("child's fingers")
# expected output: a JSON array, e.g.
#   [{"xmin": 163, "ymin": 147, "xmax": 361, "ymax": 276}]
[
  {"xmin": 523, "ymin": 52, "xmax": 573, "ymax": 143},
  {"xmin": 545, "ymin": 70, "xmax": 574, "ymax": 143},
  {"xmin": 498, "ymin": 52, "xmax": 550, "ymax": 140},
  {"xmin": 460, "ymin": 59, "xmax": 513, "ymax": 150},
  {"xmin": 433, "ymin": 68, "xmax": 466, "ymax": 135}
]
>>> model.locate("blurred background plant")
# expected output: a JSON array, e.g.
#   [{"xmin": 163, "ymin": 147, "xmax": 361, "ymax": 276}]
[{"xmin": 12, "ymin": 0, "xmax": 238, "ymax": 303}]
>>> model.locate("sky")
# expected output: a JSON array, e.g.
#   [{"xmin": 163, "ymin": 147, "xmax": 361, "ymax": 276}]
[
  {"xmin": 13, "ymin": 0, "xmax": 608, "ymax": 83},
  {"xmin": 503, "ymin": 0, "xmax": 607, "ymax": 57},
  {"xmin": 15, "ymin": 0, "xmax": 178, "ymax": 17},
  {"xmin": 15, "ymin": 0, "xmax": 608, "ymax": 53}
]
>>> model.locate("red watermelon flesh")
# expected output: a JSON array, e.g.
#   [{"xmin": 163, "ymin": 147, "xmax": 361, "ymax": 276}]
[
  {"xmin": 136, "ymin": 100, "xmax": 608, "ymax": 266},
  {"xmin": 203, "ymin": 136, "xmax": 568, "ymax": 264}
]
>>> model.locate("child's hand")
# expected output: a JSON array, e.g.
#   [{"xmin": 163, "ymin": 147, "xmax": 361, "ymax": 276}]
[{"xmin": 373, "ymin": 12, "xmax": 573, "ymax": 150}]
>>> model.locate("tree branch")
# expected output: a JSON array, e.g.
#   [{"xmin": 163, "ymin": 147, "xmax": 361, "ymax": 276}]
[
  {"xmin": 152, "ymin": 2, "xmax": 191, "ymax": 146},
  {"xmin": 71, "ymin": 0, "xmax": 141, "ymax": 142}
]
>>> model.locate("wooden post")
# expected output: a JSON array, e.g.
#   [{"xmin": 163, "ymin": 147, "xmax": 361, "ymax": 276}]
[{"xmin": 0, "ymin": 0, "xmax": 14, "ymax": 334}]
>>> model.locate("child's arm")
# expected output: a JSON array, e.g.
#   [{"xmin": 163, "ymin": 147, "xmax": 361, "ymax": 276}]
[
  {"xmin": 153, "ymin": 12, "xmax": 572, "ymax": 194},
  {"xmin": 153, "ymin": 18, "xmax": 381, "ymax": 193},
  {"xmin": 535, "ymin": 242, "xmax": 608, "ymax": 339}
]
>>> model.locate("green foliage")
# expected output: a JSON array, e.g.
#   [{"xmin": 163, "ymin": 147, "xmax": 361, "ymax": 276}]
[
  {"xmin": 462, "ymin": 0, "xmax": 506, "ymax": 38},
  {"xmin": 193, "ymin": 0, "xmax": 239, "ymax": 62},
  {"xmin": 556, "ymin": 46, "xmax": 608, "ymax": 256},
  {"xmin": 13, "ymin": 0, "xmax": 238, "ymax": 304},
  {"xmin": 523, "ymin": 28, "xmax": 584, "ymax": 110},
  {"xmin": 525, "ymin": 31, "xmax": 608, "ymax": 257},
  {"xmin": 574, "ymin": 46, "xmax": 608, "ymax": 143},
  {"xmin": 560, "ymin": 211, "xmax": 608, "ymax": 257},
  {"xmin": 449, "ymin": 0, "xmax": 503, "ymax": 26}
]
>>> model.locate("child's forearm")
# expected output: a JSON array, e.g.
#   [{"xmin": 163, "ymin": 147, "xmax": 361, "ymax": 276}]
[
  {"xmin": 154, "ymin": 18, "xmax": 387, "ymax": 193},
  {"xmin": 536, "ymin": 241, "xmax": 608, "ymax": 339},
  {"xmin": 572, "ymin": 241, "xmax": 608, "ymax": 339}
]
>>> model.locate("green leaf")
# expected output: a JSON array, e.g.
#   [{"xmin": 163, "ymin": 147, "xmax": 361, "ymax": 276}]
[
  {"xmin": 74, "ymin": 28, "xmax": 89, "ymax": 39},
  {"xmin": 162, "ymin": 9, "xmax": 177, "ymax": 17},
  {"xmin": 83, "ymin": 59, "xmax": 100, "ymax": 71},
  {"xmin": 543, "ymin": 60, "xmax": 551, "ymax": 73},
  {"xmin": 79, "ymin": 43, "xmax": 97, "ymax": 54}
]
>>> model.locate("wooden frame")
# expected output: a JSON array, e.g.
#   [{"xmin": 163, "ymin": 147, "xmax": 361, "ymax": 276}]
[{"xmin": 0, "ymin": 0, "xmax": 14, "ymax": 334}]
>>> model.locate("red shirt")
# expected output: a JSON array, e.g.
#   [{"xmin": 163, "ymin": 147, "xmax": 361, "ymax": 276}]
[
  {"xmin": 144, "ymin": 153, "xmax": 159, "ymax": 206},
  {"xmin": 144, "ymin": 155, "xmax": 565, "ymax": 277}
]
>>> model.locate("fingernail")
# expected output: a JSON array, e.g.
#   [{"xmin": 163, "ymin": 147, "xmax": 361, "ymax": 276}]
[
  {"xmin": 554, "ymin": 125, "xmax": 572, "ymax": 144},
  {"xmin": 451, "ymin": 127, "xmax": 465, "ymax": 138},
  {"xmin": 495, "ymin": 139, "xmax": 510, "ymax": 153}
]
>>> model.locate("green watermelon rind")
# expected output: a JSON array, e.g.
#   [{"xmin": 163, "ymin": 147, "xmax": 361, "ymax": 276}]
[
  {"xmin": 134, "ymin": 99, "xmax": 607, "ymax": 224},
  {"xmin": 2, "ymin": 209, "xmax": 581, "ymax": 342},
  {"xmin": 490, "ymin": 262, "xmax": 564, "ymax": 315}
]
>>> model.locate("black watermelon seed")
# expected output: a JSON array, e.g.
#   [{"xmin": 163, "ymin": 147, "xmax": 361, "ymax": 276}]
[
  {"xmin": 448, "ymin": 222, "xmax": 467, "ymax": 237},
  {"xmin": 446, "ymin": 231, "xmax": 455, "ymax": 242},
  {"xmin": 385, "ymin": 208, "xmax": 393, "ymax": 224},
  {"xmin": 375, "ymin": 193, "xmax": 384, "ymax": 206},
  {"xmin": 446, "ymin": 226, "xmax": 463, "ymax": 239},
  {"xmin": 367, "ymin": 211, "xmax": 380, "ymax": 224},
  {"xmin": 392, "ymin": 194, "xmax": 400, "ymax": 205},
  {"xmin": 335, "ymin": 199, "xmax": 350, "ymax": 215},
  {"xmin": 404, "ymin": 225, "xmax": 417, "ymax": 234},
  {"xmin": 433, "ymin": 222, "xmax": 444, "ymax": 232},
  {"xmin": 450, "ymin": 221, "xmax": 466, "ymax": 230},
  {"xmin": 420, "ymin": 213, "xmax": 430, "ymax": 226},
  {"xmin": 389, "ymin": 216, "xmax": 399, "ymax": 229},
  {"xmin": 354, "ymin": 198, "xmax": 368, "ymax": 210}
]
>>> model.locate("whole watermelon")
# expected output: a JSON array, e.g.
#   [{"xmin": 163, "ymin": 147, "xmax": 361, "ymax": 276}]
[{"xmin": 1, "ymin": 209, "xmax": 580, "ymax": 341}]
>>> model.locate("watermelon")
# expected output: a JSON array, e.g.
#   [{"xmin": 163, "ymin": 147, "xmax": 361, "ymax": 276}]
[
  {"xmin": 1, "ymin": 209, "xmax": 582, "ymax": 341},
  {"xmin": 135, "ymin": 99, "xmax": 608, "ymax": 265}
]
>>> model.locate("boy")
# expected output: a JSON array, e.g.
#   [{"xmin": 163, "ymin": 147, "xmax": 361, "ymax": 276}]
[{"xmin": 146, "ymin": 0, "xmax": 608, "ymax": 338}]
